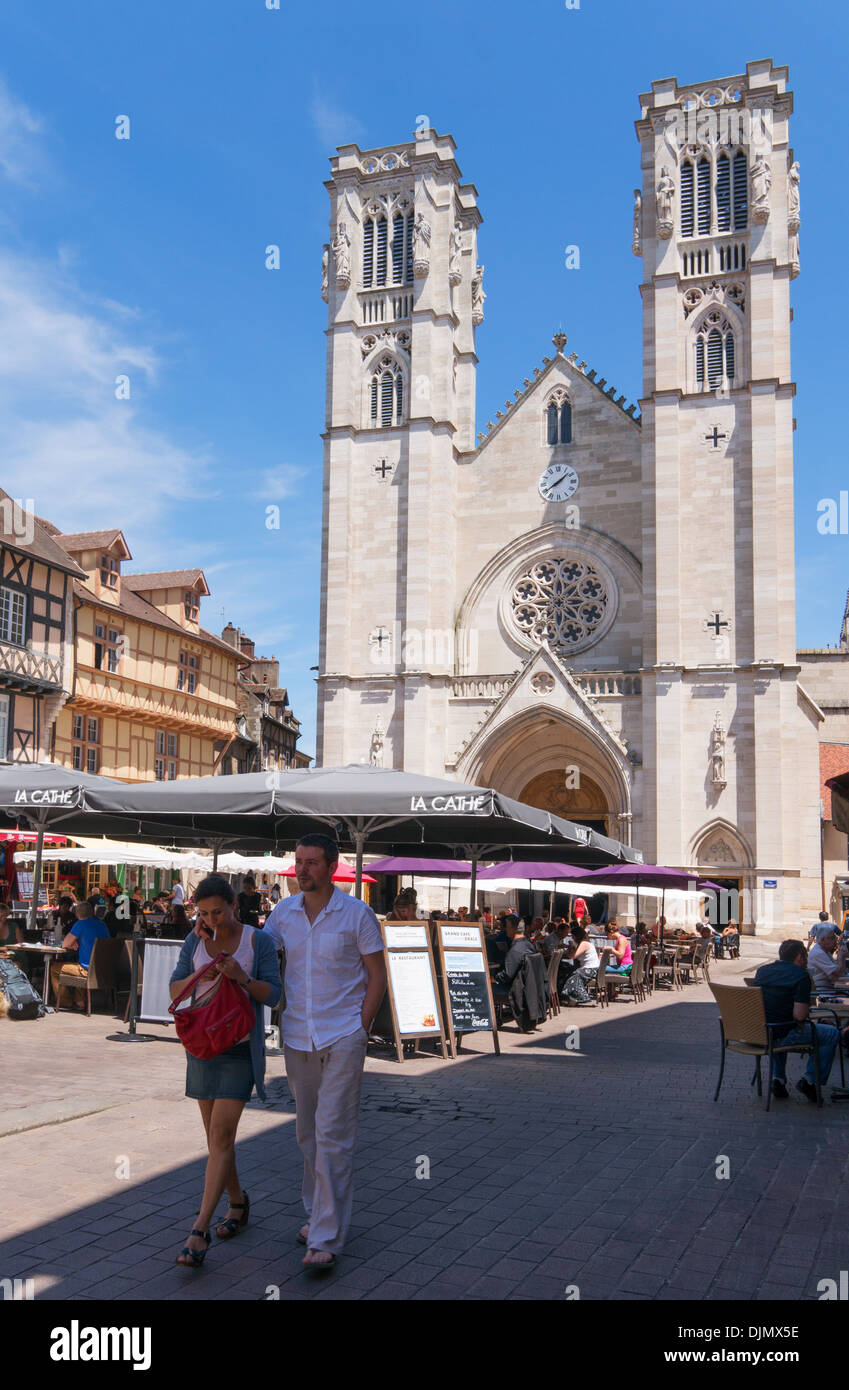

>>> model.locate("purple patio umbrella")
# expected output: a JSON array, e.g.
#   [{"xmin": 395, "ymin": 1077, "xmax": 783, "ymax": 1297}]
[
  {"xmin": 583, "ymin": 863, "xmax": 709, "ymax": 944},
  {"xmin": 478, "ymin": 861, "xmax": 589, "ymax": 922},
  {"xmin": 367, "ymin": 856, "xmax": 473, "ymax": 913}
]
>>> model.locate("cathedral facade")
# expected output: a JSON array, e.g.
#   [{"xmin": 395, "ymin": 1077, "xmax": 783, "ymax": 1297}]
[{"xmin": 316, "ymin": 59, "xmax": 823, "ymax": 935}]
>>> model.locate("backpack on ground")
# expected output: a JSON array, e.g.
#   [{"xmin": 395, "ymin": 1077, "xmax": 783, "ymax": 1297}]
[{"xmin": 0, "ymin": 958, "xmax": 44, "ymax": 1020}]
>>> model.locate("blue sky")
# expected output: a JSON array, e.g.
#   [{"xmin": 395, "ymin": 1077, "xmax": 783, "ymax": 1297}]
[{"xmin": 0, "ymin": 1, "xmax": 845, "ymax": 757}]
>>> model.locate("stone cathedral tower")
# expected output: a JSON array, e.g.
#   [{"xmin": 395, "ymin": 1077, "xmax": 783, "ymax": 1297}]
[
  {"xmin": 635, "ymin": 59, "xmax": 820, "ymax": 927},
  {"xmin": 316, "ymin": 66, "xmax": 823, "ymax": 934}
]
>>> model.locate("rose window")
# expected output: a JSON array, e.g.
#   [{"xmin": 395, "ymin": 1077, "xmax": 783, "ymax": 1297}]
[{"xmin": 511, "ymin": 558, "xmax": 610, "ymax": 656}]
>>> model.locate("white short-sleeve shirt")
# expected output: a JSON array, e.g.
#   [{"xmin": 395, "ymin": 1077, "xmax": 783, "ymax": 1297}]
[
  {"xmin": 171, "ymin": 882, "xmax": 185, "ymax": 906},
  {"xmin": 262, "ymin": 886, "xmax": 385, "ymax": 1050}
]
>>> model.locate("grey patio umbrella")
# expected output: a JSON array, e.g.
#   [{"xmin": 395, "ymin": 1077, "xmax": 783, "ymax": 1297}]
[
  {"xmin": 72, "ymin": 765, "xmax": 640, "ymax": 897},
  {"xmin": 0, "ymin": 763, "xmax": 126, "ymax": 931}
]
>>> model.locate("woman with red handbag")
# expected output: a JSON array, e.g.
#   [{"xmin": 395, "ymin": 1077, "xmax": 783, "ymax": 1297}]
[{"xmin": 168, "ymin": 874, "xmax": 282, "ymax": 1268}]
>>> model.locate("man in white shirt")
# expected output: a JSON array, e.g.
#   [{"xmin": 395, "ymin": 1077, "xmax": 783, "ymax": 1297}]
[
  {"xmin": 169, "ymin": 880, "xmax": 185, "ymax": 908},
  {"xmin": 262, "ymin": 834, "xmax": 386, "ymax": 1270},
  {"xmin": 808, "ymin": 923, "xmax": 849, "ymax": 994}
]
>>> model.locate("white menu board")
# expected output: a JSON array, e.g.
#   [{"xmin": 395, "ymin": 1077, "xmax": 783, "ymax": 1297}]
[
  {"xmin": 383, "ymin": 923, "xmax": 429, "ymax": 948},
  {"xmin": 386, "ymin": 949, "xmax": 441, "ymax": 1034}
]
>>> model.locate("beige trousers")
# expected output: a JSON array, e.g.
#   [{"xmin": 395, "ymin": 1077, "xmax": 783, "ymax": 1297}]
[
  {"xmin": 50, "ymin": 959, "xmax": 87, "ymax": 1006},
  {"xmin": 283, "ymin": 1027, "xmax": 368, "ymax": 1254}
]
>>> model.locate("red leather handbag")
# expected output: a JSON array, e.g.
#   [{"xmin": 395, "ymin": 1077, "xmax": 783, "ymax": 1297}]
[{"xmin": 168, "ymin": 952, "xmax": 256, "ymax": 1060}]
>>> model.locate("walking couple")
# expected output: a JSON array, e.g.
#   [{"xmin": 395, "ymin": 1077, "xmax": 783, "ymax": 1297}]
[{"xmin": 168, "ymin": 833, "xmax": 387, "ymax": 1271}]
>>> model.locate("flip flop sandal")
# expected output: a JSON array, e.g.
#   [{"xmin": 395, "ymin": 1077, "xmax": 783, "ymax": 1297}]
[
  {"xmin": 296, "ymin": 1224, "xmax": 310, "ymax": 1245},
  {"xmin": 176, "ymin": 1229, "xmax": 210, "ymax": 1267},
  {"xmin": 216, "ymin": 1190, "xmax": 250, "ymax": 1240},
  {"xmin": 302, "ymin": 1249, "xmax": 336, "ymax": 1270}
]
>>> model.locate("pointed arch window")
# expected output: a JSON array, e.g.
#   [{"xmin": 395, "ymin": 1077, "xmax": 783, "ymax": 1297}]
[
  {"xmin": 680, "ymin": 149, "xmax": 748, "ymax": 237},
  {"xmin": 544, "ymin": 389, "xmax": 573, "ymax": 445},
  {"xmin": 694, "ymin": 311, "xmax": 736, "ymax": 391},
  {"xmin": 363, "ymin": 201, "xmax": 414, "ymax": 289},
  {"xmin": 368, "ymin": 353, "xmax": 405, "ymax": 428}
]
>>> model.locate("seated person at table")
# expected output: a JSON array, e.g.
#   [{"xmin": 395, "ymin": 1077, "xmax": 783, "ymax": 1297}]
[
  {"xmin": 807, "ymin": 924, "xmax": 849, "ymax": 995},
  {"xmin": 391, "ymin": 887, "xmax": 420, "ymax": 921},
  {"xmin": 52, "ymin": 895, "xmax": 77, "ymax": 937},
  {"xmin": 538, "ymin": 921, "xmax": 561, "ymax": 959},
  {"xmin": 491, "ymin": 919, "xmax": 535, "ymax": 995},
  {"xmin": 49, "ymin": 901, "xmax": 110, "ymax": 1011},
  {"xmin": 605, "ymin": 921, "xmax": 633, "ymax": 976},
  {"xmin": 753, "ymin": 940, "xmax": 842, "ymax": 1101},
  {"xmin": 559, "ymin": 925, "xmax": 599, "ymax": 1003}
]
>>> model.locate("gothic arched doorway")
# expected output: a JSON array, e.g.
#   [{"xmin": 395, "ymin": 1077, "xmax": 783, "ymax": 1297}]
[{"xmin": 519, "ymin": 768, "xmax": 609, "ymax": 835}]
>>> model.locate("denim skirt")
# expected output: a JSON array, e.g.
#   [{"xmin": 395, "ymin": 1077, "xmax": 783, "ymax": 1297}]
[{"xmin": 185, "ymin": 1039, "xmax": 254, "ymax": 1101}]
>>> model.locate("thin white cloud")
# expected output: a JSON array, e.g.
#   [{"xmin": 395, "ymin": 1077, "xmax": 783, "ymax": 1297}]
[
  {"xmin": 0, "ymin": 77, "xmax": 45, "ymax": 185},
  {"xmin": 310, "ymin": 89, "xmax": 366, "ymax": 148},
  {"xmin": 0, "ymin": 246, "xmax": 210, "ymax": 530},
  {"xmin": 255, "ymin": 464, "xmax": 308, "ymax": 500}
]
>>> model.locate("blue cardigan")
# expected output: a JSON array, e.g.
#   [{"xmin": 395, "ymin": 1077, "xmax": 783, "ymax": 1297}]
[{"xmin": 170, "ymin": 929, "xmax": 283, "ymax": 1101}]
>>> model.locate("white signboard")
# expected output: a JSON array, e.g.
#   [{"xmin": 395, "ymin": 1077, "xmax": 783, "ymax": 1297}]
[
  {"xmin": 439, "ymin": 925, "xmax": 481, "ymax": 948},
  {"xmin": 383, "ymin": 923, "xmax": 429, "ymax": 948},
  {"xmin": 386, "ymin": 950, "xmax": 441, "ymax": 1034},
  {"xmin": 139, "ymin": 939, "xmax": 184, "ymax": 1024}
]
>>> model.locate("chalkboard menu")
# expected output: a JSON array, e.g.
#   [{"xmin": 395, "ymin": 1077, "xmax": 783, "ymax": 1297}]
[
  {"xmin": 380, "ymin": 921, "xmax": 448, "ymax": 1063},
  {"xmin": 433, "ymin": 922, "xmax": 500, "ymax": 1057}
]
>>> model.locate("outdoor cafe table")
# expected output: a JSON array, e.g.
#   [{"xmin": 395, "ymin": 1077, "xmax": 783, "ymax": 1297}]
[{"xmin": 3, "ymin": 942, "xmax": 68, "ymax": 1006}]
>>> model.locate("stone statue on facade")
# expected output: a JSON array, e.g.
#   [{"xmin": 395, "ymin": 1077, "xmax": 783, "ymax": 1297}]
[
  {"xmin": 751, "ymin": 154, "xmax": 771, "ymax": 223},
  {"xmin": 655, "ymin": 167, "xmax": 674, "ymax": 239},
  {"xmin": 632, "ymin": 188, "xmax": 642, "ymax": 256},
  {"xmin": 332, "ymin": 222, "xmax": 351, "ymax": 288},
  {"xmin": 787, "ymin": 161, "xmax": 801, "ymax": 229},
  {"xmin": 471, "ymin": 264, "xmax": 486, "ymax": 324},
  {"xmin": 412, "ymin": 213, "xmax": 431, "ymax": 277},
  {"xmin": 710, "ymin": 712, "xmax": 727, "ymax": 789},
  {"xmin": 321, "ymin": 244, "xmax": 329, "ymax": 302},
  {"xmin": 369, "ymin": 719, "xmax": 384, "ymax": 767},
  {"xmin": 449, "ymin": 223, "xmax": 463, "ymax": 285}
]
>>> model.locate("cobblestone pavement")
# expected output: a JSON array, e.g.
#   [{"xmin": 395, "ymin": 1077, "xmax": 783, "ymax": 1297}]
[{"xmin": 2, "ymin": 947, "xmax": 847, "ymax": 1302}]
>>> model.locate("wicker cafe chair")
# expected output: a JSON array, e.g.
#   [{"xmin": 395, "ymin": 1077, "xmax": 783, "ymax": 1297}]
[
  {"xmin": 546, "ymin": 949, "xmax": 564, "ymax": 1018},
  {"xmin": 651, "ymin": 944, "xmax": 682, "ymax": 993},
  {"xmin": 589, "ymin": 948, "xmax": 612, "ymax": 1008},
  {"xmin": 679, "ymin": 939, "xmax": 712, "ymax": 985},
  {"xmin": 58, "ymin": 937, "xmax": 123, "ymax": 1016},
  {"xmin": 709, "ymin": 982, "xmax": 823, "ymax": 1111},
  {"xmin": 606, "ymin": 946, "xmax": 648, "ymax": 1004}
]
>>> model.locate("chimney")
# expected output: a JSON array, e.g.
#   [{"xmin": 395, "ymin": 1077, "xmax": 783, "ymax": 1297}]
[
  {"xmin": 239, "ymin": 634, "xmax": 256, "ymax": 660},
  {"xmin": 221, "ymin": 623, "xmax": 240, "ymax": 648}
]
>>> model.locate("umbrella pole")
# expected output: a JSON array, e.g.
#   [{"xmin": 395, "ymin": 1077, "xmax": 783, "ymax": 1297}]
[
  {"xmin": 447, "ymin": 876, "xmax": 452, "ymax": 911},
  {"xmin": 636, "ymin": 884, "xmax": 640, "ymax": 938},
  {"xmin": 354, "ymin": 826, "xmax": 365, "ymax": 901},
  {"xmin": 469, "ymin": 851, "xmax": 478, "ymax": 915},
  {"xmin": 660, "ymin": 887, "xmax": 666, "ymax": 947},
  {"xmin": 549, "ymin": 880, "xmax": 557, "ymax": 921},
  {"xmin": 27, "ymin": 822, "xmax": 45, "ymax": 936},
  {"xmin": 212, "ymin": 844, "xmax": 219, "ymax": 872}
]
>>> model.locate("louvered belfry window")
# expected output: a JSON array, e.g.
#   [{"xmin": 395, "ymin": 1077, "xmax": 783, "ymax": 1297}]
[
  {"xmin": 363, "ymin": 199, "xmax": 414, "ymax": 289},
  {"xmin": 716, "ymin": 153, "xmax": 731, "ymax": 232},
  {"xmin": 544, "ymin": 389, "xmax": 573, "ymax": 445},
  {"xmin": 560, "ymin": 402, "xmax": 572, "ymax": 444},
  {"xmin": 679, "ymin": 150, "xmax": 748, "ymax": 237},
  {"xmin": 732, "ymin": 152, "xmax": 747, "ymax": 230},
  {"xmin": 369, "ymin": 354, "xmax": 404, "ymax": 428},
  {"xmin": 547, "ymin": 403, "xmax": 559, "ymax": 445},
  {"xmin": 680, "ymin": 162, "xmax": 694, "ymax": 238},
  {"xmin": 694, "ymin": 313, "xmax": 736, "ymax": 392}
]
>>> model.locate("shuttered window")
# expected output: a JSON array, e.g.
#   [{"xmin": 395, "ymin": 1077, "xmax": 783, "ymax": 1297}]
[
  {"xmin": 716, "ymin": 154, "xmax": 730, "ymax": 232},
  {"xmin": 375, "ymin": 217, "xmax": 387, "ymax": 286},
  {"xmin": 680, "ymin": 162, "xmax": 694, "ymax": 237},
  {"xmin": 363, "ymin": 219, "xmax": 373, "ymax": 285},
  {"xmin": 695, "ymin": 337, "xmax": 705, "ymax": 385},
  {"xmin": 725, "ymin": 332, "xmax": 735, "ymax": 381},
  {"xmin": 697, "ymin": 159, "xmax": 711, "ymax": 235},
  {"xmin": 733, "ymin": 152, "xmax": 747, "ymax": 230},
  {"xmin": 547, "ymin": 403, "xmax": 558, "ymax": 444},
  {"xmin": 560, "ymin": 402, "xmax": 572, "ymax": 444},
  {"xmin": 381, "ymin": 371, "xmax": 394, "ymax": 426}
]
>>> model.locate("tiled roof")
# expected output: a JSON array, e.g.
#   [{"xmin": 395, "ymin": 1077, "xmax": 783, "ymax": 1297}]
[
  {"xmin": 124, "ymin": 570, "xmax": 209, "ymax": 594},
  {"xmin": 821, "ymin": 743, "xmax": 849, "ymax": 819},
  {"xmin": 55, "ymin": 529, "xmax": 132, "ymax": 558},
  {"xmin": 0, "ymin": 492, "xmax": 87, "ymax": 578}
]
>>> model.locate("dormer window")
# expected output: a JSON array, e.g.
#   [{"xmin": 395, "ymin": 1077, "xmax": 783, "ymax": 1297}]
[
  {"xmin": 100, "ymin": 555, "xmax": 119, "ymax": 588},
  {"xmin": 184, "ymin": 591, "xmax": 199, "ymax": 622}
]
